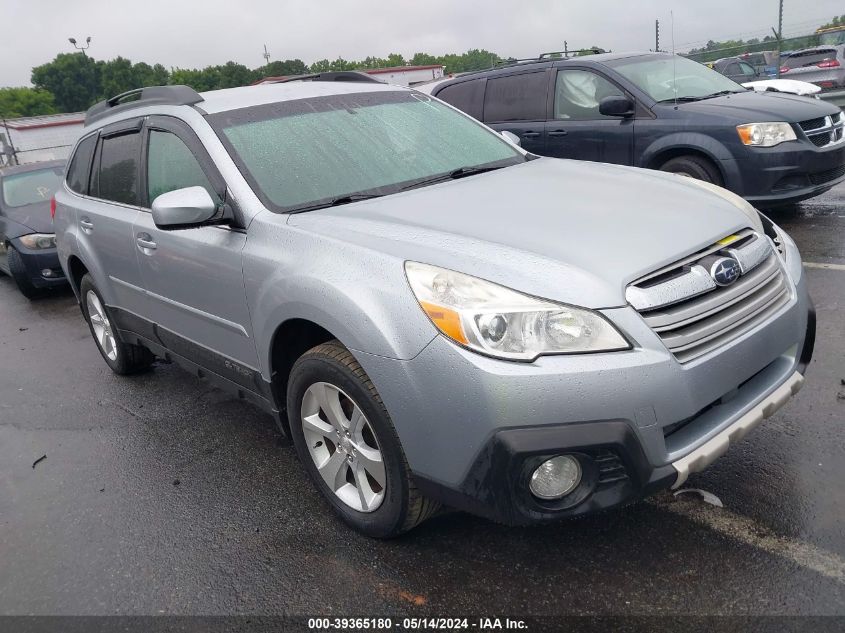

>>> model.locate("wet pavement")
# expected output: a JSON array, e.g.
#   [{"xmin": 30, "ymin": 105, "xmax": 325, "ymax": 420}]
[{"xmin": 0, "ymin": 186, "xmax": 843, "ymax": 617}]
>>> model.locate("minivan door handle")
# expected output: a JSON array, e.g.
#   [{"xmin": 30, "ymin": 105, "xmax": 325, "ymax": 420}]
[
  {"xmin": 521, "ymin": 131, "xmax": 541, "ymax": 138},
  {"xmin": 80, "ymin": 218, "xmax": 94, "ymax": 233},
  {"xmin": 136, "ymin": 234, "xmax": 157, "ymax": 253},
  {"xmin": 548, "ymin": 129, "xmax": 568, "ymax": 137}
]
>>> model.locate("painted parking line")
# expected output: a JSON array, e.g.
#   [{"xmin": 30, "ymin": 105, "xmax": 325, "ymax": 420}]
[
  {"xmin": 804, "ymin": 262, "xmax": 845, "ymax": 271},
  {"xmin": 648, "ymin": 494, "xmax": 845, "ymax": 584}
]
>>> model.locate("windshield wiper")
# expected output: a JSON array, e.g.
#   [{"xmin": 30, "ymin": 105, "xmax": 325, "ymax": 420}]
[
  {"xmin": 288, "ymin": 193, "xmax": 384, "ymax": 214},
  {"xmin": 400, "ymin": 165, "xmax": 507, "ymax": 192},
  {"xmin": 657, "ymin": 89, "xmax": 744, "ymax": 104}
]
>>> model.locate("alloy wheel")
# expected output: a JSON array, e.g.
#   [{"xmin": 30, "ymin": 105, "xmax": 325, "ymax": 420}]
[{"xmin": 86, "ymin": 290, "xmax": 118, "ymax": 361}]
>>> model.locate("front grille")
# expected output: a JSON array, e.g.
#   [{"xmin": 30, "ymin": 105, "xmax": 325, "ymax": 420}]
[
  {"xmin": 627, "ymin": 234, "xmax": 791, "ymax": 364},
  {"xmin": 799, "ymin": 117, "xmax": 826, "ymax": 132},
  {"xmin": 594, "ymin": 451, "xmax": 629, "ymax": 485},
  {"xmin": 810, "ymin": 133, "xmax": 832, "ymax": 147},
  {"xmin": 810, "ymin": 164, "xmax": 845, "ymax": 185}
]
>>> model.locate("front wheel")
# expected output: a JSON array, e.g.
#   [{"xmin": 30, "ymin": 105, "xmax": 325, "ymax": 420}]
[
  {"xmin": 287, "ymin": 340, "xmax": 438, "ymax": 537},
  {"xmin": 659, "ymin": 155, "xmax": 722, "ymax": 185},
  {"xmin": 80, "ymin": 274, "xmax": 154, "ymax": 375}
]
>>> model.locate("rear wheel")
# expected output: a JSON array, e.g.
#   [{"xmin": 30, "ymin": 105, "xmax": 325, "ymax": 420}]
[
  {"xmin": 7, "ymin": 246, "xmax": 44, "ymax": 300},
  {"xmin": 287, "ymin": 340, "xmax": 438, "ymax": 537},
  {"xmin": 660, "ymin": 155, "xmax": 722, "ymax": 185},
  {"xmin": 80, "ymin": 274, "xmax": 154, "ymax": 374}
]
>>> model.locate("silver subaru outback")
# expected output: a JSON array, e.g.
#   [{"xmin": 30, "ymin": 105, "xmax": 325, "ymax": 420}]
[{"xmin": 53, "ymin": 76, "xmax": 814, "ymax": 537}]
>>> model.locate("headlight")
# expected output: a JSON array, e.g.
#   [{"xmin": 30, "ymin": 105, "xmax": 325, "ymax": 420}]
[
  {"xmin": 405, "ymin": 262, "xmax": 630, "ymax": 361},
  {"xmin": 18, "ymin": 233, "xmax": 56, "ymax": 250},
  {"xmin": 736, "ymin": 122, "xmax": 796, "ymax": 147},
  {"xmin": 682, "ymin": 178, "xmax": 764, "ymax": 234}
]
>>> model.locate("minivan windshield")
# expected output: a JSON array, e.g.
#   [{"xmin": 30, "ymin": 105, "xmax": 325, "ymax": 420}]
[
  {"xmin": 209, "ymin": 90, "xmax": 524, "ymax": 212},
  {"xmin": 1, "ymin": 165, "xmax": 63, "ymax": 208},
  {"xmin": 606, "ymin": 54, "xmax": 746, "ymax": 103}
]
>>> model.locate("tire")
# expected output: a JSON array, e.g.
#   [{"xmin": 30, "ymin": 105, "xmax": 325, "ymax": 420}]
[
  {"xmin": 79, "ymin": 274, "xmax": 154, "ymax": 375},
  {"xmin": 287, "ymin": 340, "xmax": 438, "ymax": 538},
  {"xmin": 7, "ymin": 246, "xmax": 44, "ymax": 300},
  {"xmin": 660, "ymin": 155, "xmax": 723, "ymax": 185}
]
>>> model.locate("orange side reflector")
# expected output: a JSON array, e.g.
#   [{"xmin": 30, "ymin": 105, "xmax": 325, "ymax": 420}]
[{"xmin": 419, "ymin": 301, "xmax": 468, "ymax": 344}]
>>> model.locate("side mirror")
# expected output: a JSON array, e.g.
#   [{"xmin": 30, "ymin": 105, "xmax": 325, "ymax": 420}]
[
  {"xmin": 599, "ymin": 95, "xmax": 635, "ymax": 117},
  {"xmin": 500, "ymin": 130, "xmax": 522, "ymax": 147},
  {"xmin": 151, "ymin": 186, "xmax": 229, "ymax": 230}
]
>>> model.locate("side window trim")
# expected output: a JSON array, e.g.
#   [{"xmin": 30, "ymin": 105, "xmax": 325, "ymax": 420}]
[
  {"xmin": 140, "ymin": 115, "xmax": 228, "ymax": 210},
  {"xmin": 65, "ymin": 131, "xmax": 99, "ymax": 196}
]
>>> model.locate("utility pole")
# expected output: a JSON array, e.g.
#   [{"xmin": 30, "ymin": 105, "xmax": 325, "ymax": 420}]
[
  {"xmin": 263, "ymin": 44, "xmax": 271, "ymax": 65},
  {"xmin": 655, "ymin": 19, "xmax": 660, "ymax": 52},
  {"xmin": 775, "ymin": 0, "xmax": 784, "ymax": 77}
]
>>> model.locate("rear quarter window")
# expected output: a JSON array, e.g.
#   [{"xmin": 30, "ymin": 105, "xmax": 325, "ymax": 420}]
[
  {"xmin": 436, "ymin": 79, "xmax": 486, "ymax": 120},
  {"xmin": 66, "ymin": 134, "xmax": 97, "ymax": 195},
  {"xmin": 483, "ymin": 72, "xmax": 548, "ymax": 122}
]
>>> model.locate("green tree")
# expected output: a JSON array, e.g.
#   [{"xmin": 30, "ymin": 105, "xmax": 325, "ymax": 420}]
[
  {"xmin": 385, "ymin": 53, "xmax": 406, "ymax": 67},
  {"xmin": 134, "ymin": 62, "xmax": 170, "ymax": 87},
  {"xmin": 0, "ymin": 87, "xmax": 57, "ymax": 118},
  {"xmin": 216, "ymin": 61, "xmax": 256, "ymax": 88},
  {"xmin": 309, "ymin": 59, "xmax": 333, "ymax": 72},
  {"xmin": 410, "ymin": 52, "xmax": 438, "ymax": 66},
  {"xmin": 169, "ymin": 67, "xmax": 221, "ymax": 91},
  {"xmin": 256, "ymin": 59, "xmax": 308, "ymax": 78},
  {"xmin": 31, "ymin": 53, "xmax": 101, "ymax": 112},
  {"xmin": 100, "ymin": 56, "xmax": 137, "ymax": 99}
]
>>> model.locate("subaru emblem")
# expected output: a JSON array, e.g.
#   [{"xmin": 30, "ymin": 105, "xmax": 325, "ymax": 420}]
[{"xmin": 710, "ymin": 257, "xmax": 742, "ymax": 287}]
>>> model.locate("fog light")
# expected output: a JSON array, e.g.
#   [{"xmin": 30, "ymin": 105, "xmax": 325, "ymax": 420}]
[
  {"xmin": 42, "ymin": 269, "xmax": 54, "ymax": 278},
  {"xmin": 529, "ymin": 455, "xmax": 581, "ymax": 500}
]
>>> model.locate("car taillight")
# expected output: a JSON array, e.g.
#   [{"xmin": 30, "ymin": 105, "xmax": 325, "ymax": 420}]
[
  {"xmin": 817, "ymin": 59, "xmax": 841, "ymax": 68},
  {"xmin": 779, "ymin": 66, "xmax": 790, "ymax": 74},
  {"xmin": 50, "ymin": 196, "xmax": 56, "ymax": 219}
]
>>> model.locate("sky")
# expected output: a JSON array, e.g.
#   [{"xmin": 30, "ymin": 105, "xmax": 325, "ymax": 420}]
[{"xmin": 3, "ymin": 0, "xmax": 844, "ymax": 87}]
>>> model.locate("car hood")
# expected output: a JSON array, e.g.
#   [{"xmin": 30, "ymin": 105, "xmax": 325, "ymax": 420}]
[
  {"xmin": 288, "ymin": 159, "xmax": 753, "ymax": 309},
  {"xmin": 665, "ymin": 89, "xmax": 840, "ymax": 121},
  {"xmin": 3, "ymin": 202, "xmax": 53, "ymax": 234}
]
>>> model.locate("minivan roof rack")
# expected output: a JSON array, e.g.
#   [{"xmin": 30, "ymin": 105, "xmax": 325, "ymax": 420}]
[
  {"xmin": 85, "ymin": 85, "xmax": 204, "ymax": 127},
  {"xmin": 266, "ymin": 71, "xmax": 385, "ymax": 84},
  {"xmin": 539, "ymin": 48, "xmax": 607, "ymax": 58}
]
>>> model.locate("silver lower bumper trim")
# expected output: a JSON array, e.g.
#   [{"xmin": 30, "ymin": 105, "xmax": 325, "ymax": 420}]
[{"xmin": 671, "ymin": 370, "xmax": 805, "ymax": 488}]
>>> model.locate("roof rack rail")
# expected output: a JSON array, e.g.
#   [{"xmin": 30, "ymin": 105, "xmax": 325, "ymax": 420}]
[
  {"xmin": 539, "ymin": 48, "xmax": 607, "ymax": 58},
  {"xmin": 85, "ymin": 85, "xmax": 204, "ymax": 127},
  {"xmin": 493, "ymin": 57, "xmax": 546, "ymax": 67},
  {"xmin": 266, "ymin": 71, "xmax": 385, "ymax": 85}
]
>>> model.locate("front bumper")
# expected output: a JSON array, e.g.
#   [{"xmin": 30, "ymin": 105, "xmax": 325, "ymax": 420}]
[
  {"xmin": 10, "ymin": 240, "xmax": 67, "ymax": 289},
  {"xmin": 722, "ymin": 138, "xmax": 845, "ymax": 206},
  {"xmin": 357, "ymin": 276, "xmax": 814, "ymax": 525}
]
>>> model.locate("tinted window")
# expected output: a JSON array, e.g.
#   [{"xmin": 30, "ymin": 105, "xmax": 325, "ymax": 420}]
[
  {"xmin": 1, "ymin": 166, "xmax": 63, "ymax": 207},
  {"xmin": 436, "ymin": 79, "xmax": 485, "ymax": 120},
  {"xmin": 554, "ymin": 70, "xmax": 626, "ymax": 120},
  {"xmin": 783, "ymin": 49, "xmax": 837, "ymax": 69},
  {"xmin": 66, "ymin": 134, "xmax": 97, "ymax": 195},
  {"xmin": 724, "ymin": 63, "xmax": 741, "ymax": 76},
  {"xmin": 483, "ymin": 72, "xmax": 547, "ymax": 122},
  {"xmin": 738, "ymin": 62, "xmax": 756, "ymax": 77},
  {"xmin": 96, "ymin": 132, "xmax": 140, "ymax": 205},
  {"xmin": 147, "ymin": 130, "xmax": 216, "ymax": 204}
]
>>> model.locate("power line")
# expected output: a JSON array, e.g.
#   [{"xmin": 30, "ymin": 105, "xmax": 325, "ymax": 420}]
[{"xmin": 674, "ymin": 13, "xmax": 840, "ymax": 50}]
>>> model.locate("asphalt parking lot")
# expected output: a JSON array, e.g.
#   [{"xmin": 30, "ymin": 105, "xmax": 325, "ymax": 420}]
[{"xmin": 0, "ymin": 185, "xmax": 843, "ymax": 619}]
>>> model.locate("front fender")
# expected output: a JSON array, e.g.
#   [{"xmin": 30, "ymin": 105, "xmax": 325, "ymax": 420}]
[{"xmin": 639, "ymin": 132, "xmax": 734, "ymax": 169}]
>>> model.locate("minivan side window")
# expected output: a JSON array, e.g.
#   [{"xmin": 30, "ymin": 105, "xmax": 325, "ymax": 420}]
[
  {"xmin": 554, "ymin": 70, "xmax": 626, "ymax": 120},
  {"xmin": 66, "ymin": 134, "xmax": 97, "ymax": 195},
  {"xmin": 95, "ymin": 132, "xmax": 141, "ymax": 205},
  {"xmin": 146, "ymin": 130, "xmax": 217, "ymax": 205},
  {"xmin": 483, "ymin": 72, "xmax": 547, "ymax": 122},
  {"xmin": 436, "ymin": 79, "xmax": 486, "ymax": 120}
]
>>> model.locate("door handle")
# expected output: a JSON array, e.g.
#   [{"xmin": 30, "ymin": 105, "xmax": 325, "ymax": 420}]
[
  {"xmin": 521, "ymin": 131, "xmax": 541, "ymax": 138},
  {"xmin": 548, "ymin": 129, "xmax": 569, "ymax": 137},
  {"xmin": 136, "ymin": 235, "xmax": 157, "ymax": 252},
  {"xmin": 80, "ymin": 218, "xmax": 94, "ymax": 233}
]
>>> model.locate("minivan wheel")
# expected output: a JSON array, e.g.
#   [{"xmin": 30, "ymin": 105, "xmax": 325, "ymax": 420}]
[
  {"xmin": 287, "ymin": 340, "xmax": 439, "ymax": 538},
  {"xmin": 79, "ymin": 274, "xmax": 154, "ymax": 375},
  {"xmin": 7, "ymin": 246, "xmax": 44, "ymax": 300},
  {"xmin": 659, "ymin": 155, "xmax": 722, "ymax": 185}
]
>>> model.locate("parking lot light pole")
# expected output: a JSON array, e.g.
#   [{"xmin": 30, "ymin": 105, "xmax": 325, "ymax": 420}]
[{"xmin": 68, "ymin": 36, "xmax": 91, "ymax": 55}]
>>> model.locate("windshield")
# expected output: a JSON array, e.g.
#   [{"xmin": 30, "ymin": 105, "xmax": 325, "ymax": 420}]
[
  {"xmin": 606, "ymin": 55, "xmax": 746, "ymax": 102},
  {"xmin": 209, "ymin": 90, "xmax": 523, "ymax": 212},
  {"xmin": 819, "ymin": 31, "xmax": 845, "ymax": 46},
  {"xmin": 1, "ymin": 166, "xmax": 63, "ymax": 208}
]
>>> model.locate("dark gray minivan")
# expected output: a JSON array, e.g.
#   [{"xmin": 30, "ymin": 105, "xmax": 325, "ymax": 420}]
[{"xmin": 422, "ymin": 52, "xmax": 845, "ymax": 207}]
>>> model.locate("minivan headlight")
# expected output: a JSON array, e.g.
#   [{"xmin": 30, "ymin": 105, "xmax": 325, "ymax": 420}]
[
  {"xmin": 405, "ymin": 262, "xmax": 630, "ymax": 361},
  {"xmin": 18, "ymin": 233, "xmax": 56, "ymax": 250},
  {"xmin": 736, "ymin": 122, "xmax": 796, "ymax": 147}
]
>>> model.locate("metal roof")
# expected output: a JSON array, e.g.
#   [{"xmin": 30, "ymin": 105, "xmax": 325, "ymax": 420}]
[{"xmin": 1, "ymin": 112, "xmax": 85, "ymax": 130}]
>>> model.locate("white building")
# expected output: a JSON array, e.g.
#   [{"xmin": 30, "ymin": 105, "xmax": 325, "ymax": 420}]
[{"xmin": 0, "ymin": 112, "xmax": 84, "ymax": 166}]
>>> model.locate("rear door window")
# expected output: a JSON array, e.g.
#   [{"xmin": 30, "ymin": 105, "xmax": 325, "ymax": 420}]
[
  {"xmin": 483, "ymin": 72, "xmax": 547, "ymax": 122},
  {"xmin": 94, "ymin": 132, "xmax": 141, "ymax": 205},
  {"xmin": 436, "ymin": 79, "xmax": 486, "ymax": 120},
  {"xmin": 66, "ymin": 134, "xmax": 97, "ymax": 195}
]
